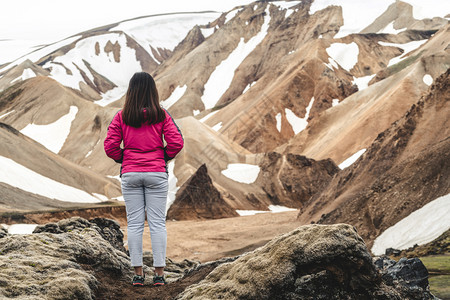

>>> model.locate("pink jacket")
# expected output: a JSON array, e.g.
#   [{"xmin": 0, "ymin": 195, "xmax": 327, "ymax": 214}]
[{"xmin": 104, "ymin": 109, "xmax": 184, "ymax": 174}]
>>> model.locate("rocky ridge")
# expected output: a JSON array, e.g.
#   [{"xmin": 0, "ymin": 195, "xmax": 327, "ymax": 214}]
[{"xmin": 0, "ymin": 218, "xmax": 437, "ymax": 299}]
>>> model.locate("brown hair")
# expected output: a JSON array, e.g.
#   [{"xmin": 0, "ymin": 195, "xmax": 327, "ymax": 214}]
[{"xmin": 122, "ymin": 72, "xmax": 165, "ymax": 127}]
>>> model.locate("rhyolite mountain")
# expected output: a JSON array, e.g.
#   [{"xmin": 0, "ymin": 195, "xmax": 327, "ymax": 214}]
[{"xmin": 0, "ymin": 0, "xmax": 448, "ymax": 255}]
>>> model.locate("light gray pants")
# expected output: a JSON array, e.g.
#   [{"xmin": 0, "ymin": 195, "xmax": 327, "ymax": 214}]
[{"xmin": 121, "ymin": 172, "xmax": 168, "ymax": 267}]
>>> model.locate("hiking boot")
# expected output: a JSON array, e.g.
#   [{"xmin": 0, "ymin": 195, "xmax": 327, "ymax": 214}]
[
  {"xmin": 153, "ymin": 274, "xmax": 166, "ymax": 286},
  {"xmin": 132, "ymin": 274, "xmax": 145, "ymax": 286}
]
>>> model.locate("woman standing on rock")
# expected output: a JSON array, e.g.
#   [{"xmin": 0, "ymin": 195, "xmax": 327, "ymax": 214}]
[{"xmin": 104, "ymin": 72, "xmax": 184, "ymax": 286}]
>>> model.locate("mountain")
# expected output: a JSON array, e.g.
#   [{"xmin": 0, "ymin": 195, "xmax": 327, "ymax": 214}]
[
  {"xmin": 297, "ymin": 68, "xmax": 450, "ymax": 250},
  {"xmin": 0, "ymin": 121, "xmax": 121, "ymax": 211}
]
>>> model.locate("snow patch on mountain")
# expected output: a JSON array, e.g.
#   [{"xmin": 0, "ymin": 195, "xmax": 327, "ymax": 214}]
[
  {"xmin": 0, "ymin": 155, "xmax": 102, "ymax": 203},
  {"xmin": 0, "ymin": 110, "xmax": 14, "ymax": 119},
  {"xmin": 95, "ymin": 86, "xmax": 128, "ymax": 107},
  {"xmin": 268, "ymin": 205, "xmax": 297, "ymax": 213},
  {"xmin": 5, "ymin": 224, "xmax": 37, "ymax": 235},
  {"xmin": 275, "ymin": 113, "xmax": 282, "ymax": 132},
  {"xmin": 20, "ymin": 106, "xmax": 78, "ymax": 154},
  {"xmin": 199, "ymin": 110, "xmax": 219, "ymax": 123},
  {"xmin": 339, "ymin": 149, "xmax": 366, "ymax": 169},
  {"xmin": 285, "ymin": 97, "xmax": 314, "ymax": 134},
  {"xmin": 225, "ymin": 9, "xmax": 240, "ymax": 24},
  {"xmin": 221, "ymin": 163, "xmax": 260, "ymax": 184},
  {"xmin": 212, "ymin": 122, "xmax": 223, "ymax": 131},
  {"xmin": 352, "ymin": 74, "xmax": 376, "ymax": 91},
  {"xmin": 111, "ymin": 13, "xmax": 219, "ymax": 63},
  {"xmin": 10, "ymin": 68, "xmax": 37, "ymax": 84},
  {"xmin": 0, "ymin": 36, "xmax": 81, "ymax": 73},
  {"xmin": 310, "ymin": 0, "xmax": 396, "ymax": 38},
  {"xmin": 243, "ymin": 81, "xmax": 255, "ymax": 94},
  {"xmin": 44, "ymin": 33, "xmax": 141, "ymax": 91},
  {"xmin": 378, "ymin": 40, "xmax": 427, "ymax": 66},
  {"xmin": 236, "ymin": 205, "xmax": 297, "ymax": 216},
  {"xmin": 201, "ymin": 27, "xmax": 215, "ymax": 38},
  {"xmin": 372, "ymin": 192, "xmax": 450, "ymax": 255},
  {"xmin": 377, "ymin": 21, "xmax": 406, "ymax": 34},
  {"xmin": 161, "ymin": 85, "xmax": 187, "ymax": 109},
  {"xmin": 166, "ymin": 160, "xmax": 179, "ymax": 214},
  {"xmin": 93, "ymin": 193, "xmax": 109, "ymax": 201},
  {"xmin": 273, "ymin": 1, "xmax": 301, "ymax": 18},
  {"xmin": 272, "ymin": 1, "xmax": 301, "ymax": 10},
  {"xmin": 201, "ymin": 7, "xmax": 271, "ymax": 110},
  {"xmin": 326, "ymin": 42, "xmax": 359, "ymax": 71},
  {"xmin": 423, "ymin": 74, "xmax": 433, "ymax": 86}
]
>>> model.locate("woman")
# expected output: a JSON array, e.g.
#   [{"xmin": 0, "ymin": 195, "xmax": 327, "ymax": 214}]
[{"xmin": 104, "ymin": 72, "xmax": 184, "ymax": 286}]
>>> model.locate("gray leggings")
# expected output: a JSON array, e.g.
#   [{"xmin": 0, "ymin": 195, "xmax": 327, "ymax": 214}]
[{"xmin": 121, "ymin": 172, "xmax": 168, "ymax": 267}]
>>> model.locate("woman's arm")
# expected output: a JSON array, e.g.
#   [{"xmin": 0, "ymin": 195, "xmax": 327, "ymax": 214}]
[
  {"xmin": 163, "ymin": 109, "xmax": 184, "ymax": 161},
  {"xmin": 104, "ymin": 111, "xmax": 124, "ymax": 163}
]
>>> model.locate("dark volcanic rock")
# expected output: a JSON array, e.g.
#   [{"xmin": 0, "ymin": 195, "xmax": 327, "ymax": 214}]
[
  {"xmin": 167, "ymin": 164, "xmax": 239, "ymax": 220},
  {"xmin": 0, "ymin": 226, "xmax": 7, "ymax": 238},
  {"xmin": 375, "ymin": 256, "xmax": 429, "ymax": 290},
  {"xmin": 33, "ymin": 217, "xmax": 125, "ymax": 253},
  {"xmin": 177, "ymin": 224, "xmax": 435, "ymax": 300}
]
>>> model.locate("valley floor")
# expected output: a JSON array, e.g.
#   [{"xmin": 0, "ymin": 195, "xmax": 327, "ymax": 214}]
[{"xmin": 125, "ymin": 210, "xmax": 302, "ymax": 262}]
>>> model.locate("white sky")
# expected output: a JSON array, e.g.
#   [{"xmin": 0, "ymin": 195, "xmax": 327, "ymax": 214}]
[
  {"xmin": 0, "ymin": 0, "xmax": 254, "ymax": 63},
  {"xmin": 0, "ymin": 0, "xmax": 254, "ymax": 41}
]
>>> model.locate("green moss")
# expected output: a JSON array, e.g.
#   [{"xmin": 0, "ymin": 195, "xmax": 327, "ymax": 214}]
[
  {"xmin": 420, "ymin": 255, "xmax": 450, "ymax": 299},
  {"xmin": 420, "ymin": 255, "xmax": 450, "ymax": 274},
  {"xmin": 428, "ymin": 275, "xmax": 450, "ymax": 299},
  {"xmin": 387, "ymin": 50, "xmax": 424, "ymax": 76}
]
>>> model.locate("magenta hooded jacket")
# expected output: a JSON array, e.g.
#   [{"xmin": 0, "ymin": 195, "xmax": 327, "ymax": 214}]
[{"xmin": 104, "ymin": 109, "xmax": 184, "ymax": 174}]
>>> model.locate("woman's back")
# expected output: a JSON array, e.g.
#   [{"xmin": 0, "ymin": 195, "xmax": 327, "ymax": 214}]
[{"xmin": 105, "ymin": 108, "xmax": 183, "ymax": 174}]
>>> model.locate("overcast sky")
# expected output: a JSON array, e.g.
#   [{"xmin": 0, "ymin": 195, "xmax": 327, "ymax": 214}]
[
  {"xmin": 0, "ymin": 0, "xmax": 254, "ymax": 40},
  {"xmin": 0, "ymin": 0, "xmax": 254, "ymax": 63}
]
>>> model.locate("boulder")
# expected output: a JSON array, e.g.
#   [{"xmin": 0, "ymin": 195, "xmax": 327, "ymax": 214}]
[
  {"xmin": 177, "ymin": 224, "xmax": 435, "ymax": 299},
  {"xmin": 375, "ymin": 256, "xmax": 429, "ymax": 290},
  {"xmin": 33, "ymin": 217, "xmax": 125, "ymax": 253},
  {"xmin": 0, "ymin": 226, "xmax": 131, "ymax": 300}
]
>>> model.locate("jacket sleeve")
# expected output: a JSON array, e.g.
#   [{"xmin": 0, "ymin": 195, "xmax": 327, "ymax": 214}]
[
  {"xmin": 104, "ymin": 111, "xmax": 123, "ymax": 163},
  {"xmin": 163, "ymin": 109, "xmax": 184, "ymax": 161}
]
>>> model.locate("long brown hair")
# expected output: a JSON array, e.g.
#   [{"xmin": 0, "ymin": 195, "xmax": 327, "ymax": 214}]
[{"xmin": 122, "ymin": 72, "xmax": 165, "ymax": 127}]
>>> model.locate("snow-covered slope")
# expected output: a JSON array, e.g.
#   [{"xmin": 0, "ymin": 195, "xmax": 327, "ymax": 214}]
[
  {"xmin": 0, "ymin": 12, "xmax": 219, "ymax": 103},
  {"xmin": 372, "ymin": 193, "xmax": 450, "ymax": 255}
]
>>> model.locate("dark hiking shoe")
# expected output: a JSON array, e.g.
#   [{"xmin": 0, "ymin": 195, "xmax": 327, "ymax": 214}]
[
  {"xmin": 132, "ymin": 274, "xmax": 145, "ymax": 286},
  {"xmin": 153, "ymin": 275, "xmax": 166, "ymax": 286}
]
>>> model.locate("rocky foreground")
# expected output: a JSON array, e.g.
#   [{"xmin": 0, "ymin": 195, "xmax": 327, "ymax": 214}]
[{"xmin": 0, "ymin": 218, "xmax": 436, "ymax": 299}]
